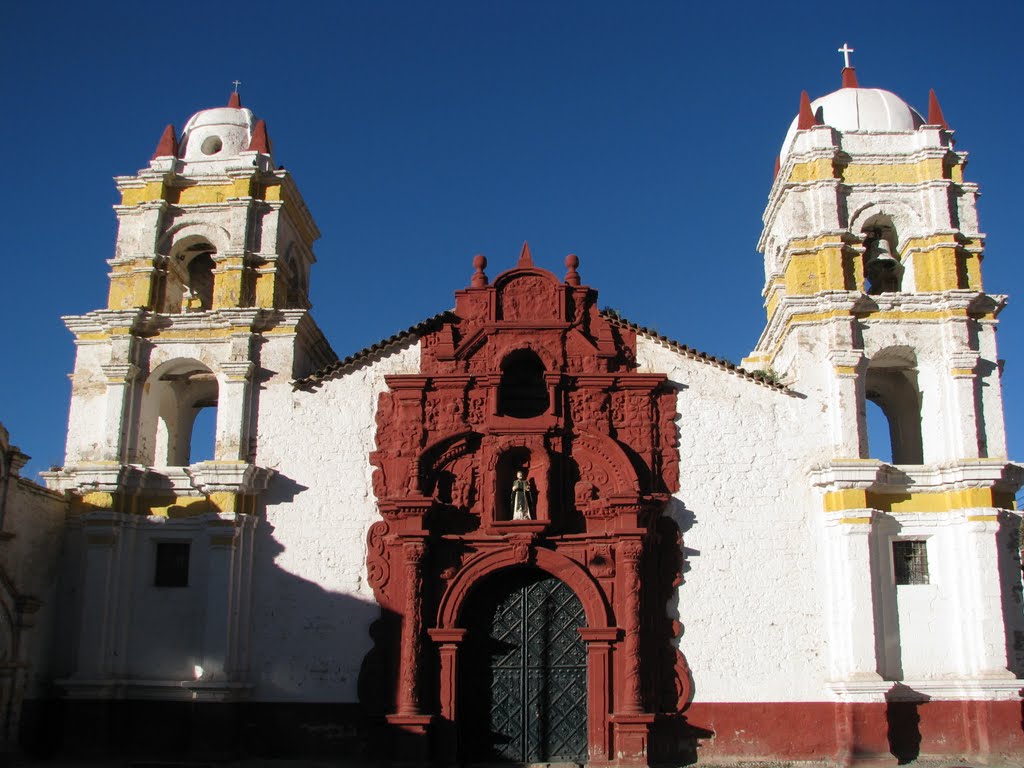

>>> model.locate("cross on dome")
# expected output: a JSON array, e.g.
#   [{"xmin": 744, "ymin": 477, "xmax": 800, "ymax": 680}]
[
  {"xmin": 837, "ymin": 43, "xmax": 854, "ymax": 69},
  {"xmin": 232, "ymin": 79, "xmax": 242, "ymax": 93}
]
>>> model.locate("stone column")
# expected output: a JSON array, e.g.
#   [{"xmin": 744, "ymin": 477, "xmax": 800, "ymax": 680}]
[
  {"xmin": 821, "ymin": 510, "xmax": 883, "ymax": 680},
  {"xmin": 828, "ymin": 349, "xmax": 866, "ymax": 458},
  {"xmin": 618, "ymin": 539, "xmax": 644, "ymax": 714},
  {"xmin": 216, "ymin": 358, "xmax": 254, "ymax": 461},
  {"xmin": 580, "ymin": 627, "xmax": 618, "ymax": 763},
  {"xmin": 951, "ymin": 513, "xmax": 1017, "ymax": 677},
  {"xmin": 386, "ymin": 540, "xmax": 432, "ymax": 762},
  {"xmin": 199, "ymin": 516, "xmax": 237, "ymax": 681},
  {"xmin": 427, "ymin": 628, "xmax": 466, "ymax": 762},
  {"xmin": 100, "ymin": 362, "xmax": 139, "ymax": 462},
  {"xmin": 946, "ymin": 351, "xmax": 982, "ymax": 460},
  {"xmin": 75, "ymin": 514, "xmax": 124, "ymax": 678},
  {"xmin": 397, "ymin": 541, "xmax": 425, "ymax": 716}
]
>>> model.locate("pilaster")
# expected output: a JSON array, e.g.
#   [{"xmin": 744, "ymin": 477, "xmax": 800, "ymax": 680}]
[{"xmin": 821, "ymin": 509, "xmax": 883, "ymax": 682}]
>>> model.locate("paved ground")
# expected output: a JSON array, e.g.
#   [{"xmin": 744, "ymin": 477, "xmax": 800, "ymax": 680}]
[{"xmin": 6, "ymin": 761, "xmax": 1015, "ymax": 765}]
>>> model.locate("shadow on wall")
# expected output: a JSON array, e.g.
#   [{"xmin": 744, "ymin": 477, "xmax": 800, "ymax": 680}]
[
  {"xmin": 23, "ymin": 473, "xmax": 386, "ymax": 763},
  {"xmin": 886, "ymin": 683, "xmax": 927, "ymax": 765}
]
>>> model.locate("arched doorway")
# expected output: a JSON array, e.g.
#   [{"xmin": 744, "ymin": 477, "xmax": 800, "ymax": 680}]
[{"xmin": 461, "ymin": 568, "xmax": 588, "ymax": 763}]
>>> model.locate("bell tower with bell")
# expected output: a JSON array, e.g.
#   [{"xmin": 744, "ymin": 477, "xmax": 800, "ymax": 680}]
[
  {"xmin": 746, "ymin": 49, "xmax": 1008, "ymax": 468},
  {"xmin": 49, "ymin": 87, "xmax": 334, "ymax": 516},
  {"xmin": 744, "ymin": 50, "xmax": 1021, "ymax": 695}
]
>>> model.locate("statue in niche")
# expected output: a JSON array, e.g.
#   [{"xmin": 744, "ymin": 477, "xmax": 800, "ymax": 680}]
[{"xmin": 510, "ymin": 470, "xmax": 533, "ymax": 520}]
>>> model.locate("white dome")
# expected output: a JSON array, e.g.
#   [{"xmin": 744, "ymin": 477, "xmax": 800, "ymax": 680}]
[
  {"xmin": 180, "ymin": 106, "xmax": 255, "ymax": 162},
  {"xmin": 780, "ymin": 88, "xmax": 924, "ymax": 159}
]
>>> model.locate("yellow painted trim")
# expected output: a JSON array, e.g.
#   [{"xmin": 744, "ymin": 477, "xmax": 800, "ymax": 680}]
[
  {"xmin": 788, "ymin": 158, "xmax": 837, "ymax": 182},
  {"xmin": 261, "ymin": 182, "xmax": 283, "ymax": 202},
  {"xmin": 966, "ymin": 515, "xmax": 998, "ymax": 522},
  {"xmin": 824, "ymin": 487, "xmax": 1014, "ymax": 514},
  {"xmin": 79, "ymin": 492, "xmax": 117, "ymax": 510},
  {"xmin": 136, "ymin": 491, "xmax": 241, "ymax": 517},
  {"xmin": 785, "ymin": 158, "xmax": 952, "ymax": 186},
  {"xmin": 839, "ymin": 517, "xmax": 872, "ymax": 525},
  {"xmin": 121, "ymin": 181, "xmax": 166, "ymax": 206},
  {"xmin": 841, "ymin": 159, "xmax": 946, "ymax": 184},
  {"xmin": 121, "ymin": 180, "xmax": 258, "ymax": 207},
  {"xmin": 833, "ymin": 365, "xmax": 858, "ymax": 375},
  {"xmin": 824, "ymin": 489, "xmax": 868, "ymax": 512},
  {"xmin": 279, "ymin": 183, "xmax": 318, "ymax": 247}
]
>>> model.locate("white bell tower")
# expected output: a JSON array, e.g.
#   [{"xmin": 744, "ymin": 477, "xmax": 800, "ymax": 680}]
[
  {"xmin": 745, "ymin": 55, "xmax": 1022, "ymax": 698},
  {"xmin": 44, "ymin": 92, "xmax": 336, "ymax": 701}
]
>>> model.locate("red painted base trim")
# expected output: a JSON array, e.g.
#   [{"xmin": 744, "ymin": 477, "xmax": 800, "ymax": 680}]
[{"xmin": 669, "ymin": 700, "xmax": 1024, "ymax": 762}]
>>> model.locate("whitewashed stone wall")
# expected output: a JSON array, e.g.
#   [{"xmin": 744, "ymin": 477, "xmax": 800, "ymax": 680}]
[
  {"xmin": 3, "ymin": 477, "xmax": 66, "ymax": 698},
  {"xmin": 250, "ymin": 339, "xmax": 420, "ymax": 702},
  {"xmin": 636, "ymin": 337, "xmax": 833, "ymax": 702}
]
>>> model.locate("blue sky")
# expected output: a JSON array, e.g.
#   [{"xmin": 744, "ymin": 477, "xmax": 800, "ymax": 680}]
[{"xmin": 2, "ymin": 1, "xmax": 1022, "ymax": 479}]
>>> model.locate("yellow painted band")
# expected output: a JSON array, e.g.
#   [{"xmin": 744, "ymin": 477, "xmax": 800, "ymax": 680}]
[{"xmin": 824, "ymin": 487, "xmax": 1013, "ymax": 514}]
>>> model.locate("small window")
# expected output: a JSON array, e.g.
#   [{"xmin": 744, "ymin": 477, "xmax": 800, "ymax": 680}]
[
  {"xmin": 155, "ymin": 542, "xmax": 190, "ymax": 587},
  {"xmin": 893, "ymin": 540, "xmax": 929, "ymax": 585}
]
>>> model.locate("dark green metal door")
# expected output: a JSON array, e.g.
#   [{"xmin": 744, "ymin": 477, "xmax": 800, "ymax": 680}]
[{"xmin": 463, "ymin": 570, "xmax": 588, "ymax": 762}]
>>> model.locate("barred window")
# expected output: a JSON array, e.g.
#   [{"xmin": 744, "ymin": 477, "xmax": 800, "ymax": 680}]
[
  {"xmin": 155, "ymin": 542, "xmax": 190, "ymax": 588},
  {"xmin": 893, "ymin": 540, "xmax": 929, "ymax": 585}
]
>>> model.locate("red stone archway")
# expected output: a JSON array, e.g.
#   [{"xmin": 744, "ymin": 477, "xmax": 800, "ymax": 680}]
[{"xmin": 363, "ymin": 245, "xmax": 685, "ymax": 765}]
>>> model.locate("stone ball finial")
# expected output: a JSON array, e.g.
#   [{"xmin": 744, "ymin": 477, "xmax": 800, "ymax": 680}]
[
  {"xmin": 471, "ymin": 254, "xmax": 488, "ymax": 287},
  {"xmin": 565, "ymin": 253, "xmax": 580, "ymax": 286}
]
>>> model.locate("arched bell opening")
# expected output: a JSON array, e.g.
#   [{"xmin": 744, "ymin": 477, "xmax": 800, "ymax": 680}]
[
  {"xmin": 861, "ymin": 348, "xmax": 923, "ymax": 465},
  {"xmin": 498, "ymin": 349, "xmax": 549, "ymax": 418},
  {"xmin": 136, "ymin": 359, "xmax": 219, "ymax": 467},
  {"xmin": 185, "ymin": 251, "xmax": 215, "ymax": 310},
  {"xmin": 860, "ymin": 215, "xmax": 904, "ymax": 295},
  {"xmin": 458, "ymin": 566, "xmax": 588, "ymax": 764},
  {"xmin": 152, "ymin": 237, "xmax": 219, "ymax": 313}
]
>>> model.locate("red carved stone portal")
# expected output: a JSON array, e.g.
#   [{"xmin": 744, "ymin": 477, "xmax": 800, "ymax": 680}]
[{"xmin": 362, "ymin": 246, "xmax": 689, "ymax": 764}]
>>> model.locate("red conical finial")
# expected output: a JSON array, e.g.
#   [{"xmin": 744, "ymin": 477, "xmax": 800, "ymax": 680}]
[
  {"xmin": 248, "ymin": 119, "xmax": 270, "ymax": 153},
  {"xmin": 928, "ymin": 89, "xmax": 948, "ymax": 129},
  {"xmin": 471, "ymin": 254, "xmax": 488, "ymax": 287},
  {"xmin": 773, "ymin": 155, "xmax": 781, "ymax": 181},
  {"xmin": 228, "ymin": 91, "xmax": 242, "ymax": 108},
  {"xmin": 564, "ymin": 254, "xmax": 580, "ymax": 286},
  {"xmin": 152, "ymin": 124, "xmax": 178, "ymax": 159},
  {"xmin": 797, "ymin": 91, "xmax": 817, "ymax": 130},
  {"xmin": 518, "ymin": 241, "xmax": 533, "ymax": 267}
]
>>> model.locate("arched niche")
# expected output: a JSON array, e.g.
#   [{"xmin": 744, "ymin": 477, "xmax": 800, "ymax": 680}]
[
  {"xmin": 483, "ymin": 435, "xmax": 551, "ymax": 528},
  {"xmin": 494, "ymin": 446, "xmax": 533, "ymax": 522}
]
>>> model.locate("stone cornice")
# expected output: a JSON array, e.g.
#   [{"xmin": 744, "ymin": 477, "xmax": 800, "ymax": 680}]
[
  {"xmin": 62, "ymin": 307, "xmax": 311, "ymax": 339},
  {"xmin": 44, "ymin": 462, "xmax": 275, "ymax": 498},
  {"xmin": 809, "ymin": 458, "xmax": 1023, "ymax": 494}
]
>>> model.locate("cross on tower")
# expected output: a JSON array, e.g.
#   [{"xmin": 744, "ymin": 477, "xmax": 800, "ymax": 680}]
[
  {"xmin": 232, "ymin": 79, "xmax": 242, "ymax": 93},
  {"xmin": 837, "ymin": 43, "xmax": 854, "ymax": 69}
]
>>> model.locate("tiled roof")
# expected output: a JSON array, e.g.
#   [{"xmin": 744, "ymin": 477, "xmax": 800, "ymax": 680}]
[
  {"xmin": 602, "ymin": 311, "xmax": 792, "ymax": 393},
  {"xmin": 293, "ymin": 308, "xmax": 790, "ymax": 393},
  {"xmin": 292, "ymin": 311, "xmax": 456, "ymax": 391}
]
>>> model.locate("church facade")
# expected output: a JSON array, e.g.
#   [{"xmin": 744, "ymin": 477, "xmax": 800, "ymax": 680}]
[{"xmin": 29, "ymin": 65, "xmax": 1024, "ymax": 764}]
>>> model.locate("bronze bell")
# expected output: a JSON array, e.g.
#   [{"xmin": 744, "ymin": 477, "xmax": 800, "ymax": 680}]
[{"xmin": 867, "ymin": 236, "xmax": 899, "ymax": 270}]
